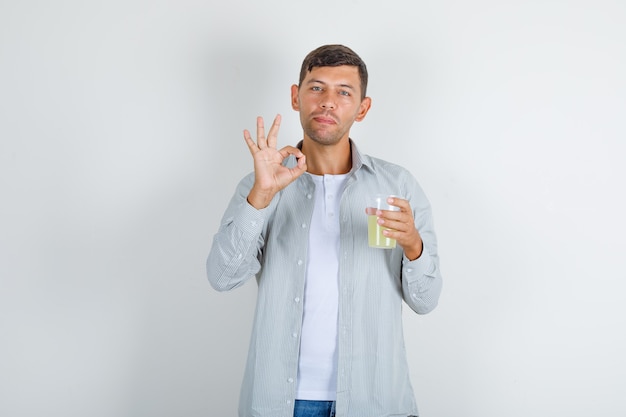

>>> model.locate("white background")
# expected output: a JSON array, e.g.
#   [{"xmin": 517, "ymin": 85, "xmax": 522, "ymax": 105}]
[{"xmin": 1, "ymin": 1, "xmax": 625, "ymax": 416}]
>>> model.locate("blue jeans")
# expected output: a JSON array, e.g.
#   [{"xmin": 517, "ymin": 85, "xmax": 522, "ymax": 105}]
[{"xmin": 293, "ymin": 400, "xmax": 336, "ymax": 417}]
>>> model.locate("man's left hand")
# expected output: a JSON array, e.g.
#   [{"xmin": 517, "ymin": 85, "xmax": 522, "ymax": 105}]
[{"xmin": 375, "ymin": 197, "xmax": 423, "ymax": 261}]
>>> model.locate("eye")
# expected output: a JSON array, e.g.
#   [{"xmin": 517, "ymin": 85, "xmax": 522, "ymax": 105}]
[
  {"xmin": 311, "ymin": 86, "xmax": 322, "ymax": 92},
  {"xmin": 339, "ymin": 90, "xmax": 350, "ymax": 96}
]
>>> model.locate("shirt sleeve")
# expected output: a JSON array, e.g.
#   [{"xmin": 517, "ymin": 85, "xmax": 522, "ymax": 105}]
[
  {"xmin": 400, "ymin": 174, "xmax": 443, "ymax": 314},
  {"xmin": 402, "ymin": 247, "xmax": 442, "ymax": 314},
  {"xmin": 206, "ymin": 173, "xmax": 272, "ymax": 291}
]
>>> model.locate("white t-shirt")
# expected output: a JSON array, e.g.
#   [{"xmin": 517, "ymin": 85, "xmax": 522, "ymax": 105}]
[{"xmin": 296, "ymin": 173, "xmax": 349, "ymax": 401}]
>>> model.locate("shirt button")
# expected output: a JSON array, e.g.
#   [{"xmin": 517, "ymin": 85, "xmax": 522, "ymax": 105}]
[
  {"xmin": 292, "ymin": 332, "xmax": 298, "ymax": 338},
  {"xmin": 294, "ymin": 297, "xmax": 300, "ymax": 303},
  {"xmin": 297, "ymin": 259, "xmax": 303, "ymax": 266},
  {"xmin": 287, "ymin": 378, "xmax": 294, "ymax": 383},
  {"xmin": 412, "ymin": 293, "xmax": 418, "ymax": 299},
  {"xmin": 407, "ymin": 268, "xmax": 413, "ymax": 273},
  {"xmin": 251, "ymin": 220, "xmax": 257, "ymax": 226},
  {"xmin": 237, "ymin": 253, "xmax": 243, "ymax": 260},
  {"xmin": 306, "ymin": 194, "xmax": 312, "ymax": 199},
  {"xmin": 301, "ymin": 223, "xmax": 307, "ymax": 228}
]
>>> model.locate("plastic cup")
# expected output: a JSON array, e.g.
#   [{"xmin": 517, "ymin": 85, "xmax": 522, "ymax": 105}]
[{"xmin": 366, "ymin": 194, "xmax": 400, "ymax": 249}]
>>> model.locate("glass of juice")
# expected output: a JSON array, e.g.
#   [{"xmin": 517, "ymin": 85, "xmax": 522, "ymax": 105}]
[{"xmin": 366, "ymin": 194, "xmax": 400, "ymax": 249}]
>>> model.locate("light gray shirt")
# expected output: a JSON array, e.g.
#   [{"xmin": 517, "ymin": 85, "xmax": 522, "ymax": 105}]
[{"xmin": 207, "ymin": 141, "xmax": 443, "ymax": 417}]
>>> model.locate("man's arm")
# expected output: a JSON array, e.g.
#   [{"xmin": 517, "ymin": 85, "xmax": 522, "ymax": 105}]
[
  {"xmin": 207, "ymin": 115, "xmax": 307, "ymax": 291},
  {"xmin": 379, "ymin": 179, "xmax": 443, "ymax": 314},
  {"xmin": 206, "ymin": 174, "xmax": 267, "ymax": 291}
]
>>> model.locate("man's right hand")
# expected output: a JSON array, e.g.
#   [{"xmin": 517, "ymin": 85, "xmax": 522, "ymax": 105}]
[{"xmin": 243, "ymin": 114, "xmax": 307, "ymax": 209}]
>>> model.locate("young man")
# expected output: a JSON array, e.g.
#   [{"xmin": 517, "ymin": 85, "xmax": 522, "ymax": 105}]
[{"xmin": 207, "ymin": 44, "xmax": 442, "ymax": 417}]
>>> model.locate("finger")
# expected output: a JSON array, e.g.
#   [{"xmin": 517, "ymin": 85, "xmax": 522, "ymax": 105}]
[
  {"xmin": 378, "ymin": 216, "xmax": 403, "ymax": 232},
  {"xmin": 289, "ymin": 154, "xmax": 307, "ymax": 178},
  {"xmin": 376, "ymin": 208, "xmax": 408, "ymax": 223},
  {"xmin": 387, "ymin": 196, "xmax": 410, "ymax": 212},
  {"xmin": 243, "ymin": 129, "xmax": 259, "ymax": 155},
  {"xmin": 377, "ymin": 209, "xmax": 413, "ymax": 231},
  {"xmin": 296, "ymin": 154, "xmax": 307, "ymax": 170},
  {"xmin": 266, "ymin": 114, "xmax": 281, "ymax": 149},
  {"xmin": 256, "ymin": 116, "xmax": 267, "ymax": 149},
  {"xmin": 277, "ymin": 145, "xmax": 304, "ymax": 159},
  {"xmin": 383, "ymin": 220, "xmax": 412, "ymax": 236},
  {"xmin": 277, "ymin": 145, "xmax": 307, "ymax": 175}
]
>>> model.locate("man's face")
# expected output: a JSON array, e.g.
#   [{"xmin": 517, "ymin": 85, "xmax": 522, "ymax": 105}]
[{"xmin": 291, "ymin": 65, "xmax": 371, "ymax": 146}]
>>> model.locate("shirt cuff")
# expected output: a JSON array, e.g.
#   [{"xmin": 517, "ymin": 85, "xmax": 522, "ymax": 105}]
[
  {"xmin": 402, "ymin": 246, "xmax": 434, "ymax": 283},
  {"xmin": 232, "ymin": 199, "xmax": 266, "ymax": 237}
]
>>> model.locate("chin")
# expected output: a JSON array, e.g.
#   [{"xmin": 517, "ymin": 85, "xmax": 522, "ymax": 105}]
[
  {"xmin": 306, "ymin": 129, "xmax": 343, "ymax": 145},
  {"xmin": 310, "ymin": 135, "xmax": 342, "ymax": 146}
]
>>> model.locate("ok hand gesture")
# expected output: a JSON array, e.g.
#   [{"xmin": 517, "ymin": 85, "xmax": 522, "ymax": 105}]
[{"xmin": 243, "ymin": 115, "xmax": 307, "ymax": 209}]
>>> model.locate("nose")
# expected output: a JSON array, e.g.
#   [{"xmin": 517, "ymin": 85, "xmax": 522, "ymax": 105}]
[{"xmin": 320, "ymin": 92, "xmax": 336, "ymax": 110}]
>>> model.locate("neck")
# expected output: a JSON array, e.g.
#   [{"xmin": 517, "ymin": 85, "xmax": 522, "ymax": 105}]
[{"xmin": 301, "ymin": 138, "xmax": 352, "ymax": 175}]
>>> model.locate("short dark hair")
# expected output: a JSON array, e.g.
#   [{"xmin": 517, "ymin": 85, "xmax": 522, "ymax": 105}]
[{"xmin": 298, "ymin": 44, "xmax": 368, "ymax": 99}]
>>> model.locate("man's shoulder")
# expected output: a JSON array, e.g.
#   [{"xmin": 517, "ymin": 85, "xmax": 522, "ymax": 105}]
[{"xmin": 362, "ymin": 153, "xmax": 414, "ymax": 177}]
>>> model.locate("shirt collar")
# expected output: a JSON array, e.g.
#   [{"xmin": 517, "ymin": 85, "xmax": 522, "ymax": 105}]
[{"xmin": 294, "ymin": 139, "xmax": 372, "ymax": 174}]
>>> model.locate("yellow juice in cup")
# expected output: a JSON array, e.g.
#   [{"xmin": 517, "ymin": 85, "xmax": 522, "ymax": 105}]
[{"xmin": 367, "ymin": 213, "xmax": 396, "ymax": 248}]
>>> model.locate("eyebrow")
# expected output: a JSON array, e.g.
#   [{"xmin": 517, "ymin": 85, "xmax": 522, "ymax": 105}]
[{"xmin": 306, "ymin": 79, "xmax": 356, "ymax": 91}]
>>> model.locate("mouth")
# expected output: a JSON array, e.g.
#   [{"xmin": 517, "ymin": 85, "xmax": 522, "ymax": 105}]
[{"xmin": 312, "ymin": 114, "xmax": 337, "ymax": 125}]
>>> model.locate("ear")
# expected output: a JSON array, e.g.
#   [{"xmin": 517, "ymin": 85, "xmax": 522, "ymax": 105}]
[
  {"xmin": 290, "ymin": 84, "xmax": 300, "ymax": 111},
  {"xmin": 355, "ymin": 97, "xmax": 372, "ymax": 122}
]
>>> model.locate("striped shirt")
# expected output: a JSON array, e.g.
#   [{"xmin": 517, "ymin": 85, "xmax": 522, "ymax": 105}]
[{"xmin": 207, "ymin": 140, "xmax": 443, "ymax": 417}]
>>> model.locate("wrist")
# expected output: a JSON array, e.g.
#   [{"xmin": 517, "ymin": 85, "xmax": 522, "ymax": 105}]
[
  {"xmin": 247, "ymin": 186, "xmax": 276, "ymax": 209},
  {"xmin": 404, "ymin": 240, "xmax": 423, "ymax": 261}
]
